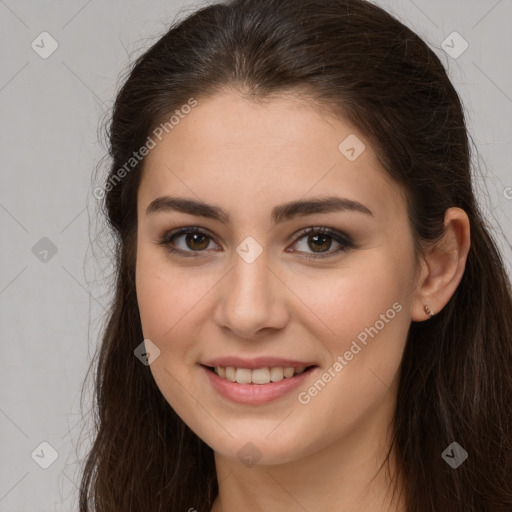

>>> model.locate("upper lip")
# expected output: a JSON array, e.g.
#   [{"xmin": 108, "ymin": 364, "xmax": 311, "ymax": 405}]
[{"xmin": 201, "ymin": 356, "xmax": 317, "ymax": 370}]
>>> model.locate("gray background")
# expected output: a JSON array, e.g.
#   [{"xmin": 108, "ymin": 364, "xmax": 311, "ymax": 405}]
[{"xmin": 1, "ymin": 0, "xmax": 511, "ymax": 510}]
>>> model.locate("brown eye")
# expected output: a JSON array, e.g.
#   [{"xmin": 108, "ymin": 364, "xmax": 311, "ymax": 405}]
[
  {"xmin": 307, "ymin": 233, "xmax": 333, "ymax": 253},
  {"xmin": 159, "ymin": 226, "xmax": 353, "ymax": 260},
  {"xmin": 159, "ymin": 227, "xmax": 218, "ymax": 256},
  {"xmin": 183, "ymin": 232, "xmax": 210, "ymax": 251},
  {"xmin": 290, "ymin": 227, "xmax": 354, "ymax": 260}
]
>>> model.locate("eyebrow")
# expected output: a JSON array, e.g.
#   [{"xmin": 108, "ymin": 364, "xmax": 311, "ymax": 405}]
[{"xmin": 145, "ymin": 195, "xmax": 374, "ymax": 224}]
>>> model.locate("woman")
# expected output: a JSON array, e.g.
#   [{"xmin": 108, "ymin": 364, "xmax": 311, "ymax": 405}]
[{"xmin": 80, "ymin": 0, "xmax": 512, "ymax": 510}]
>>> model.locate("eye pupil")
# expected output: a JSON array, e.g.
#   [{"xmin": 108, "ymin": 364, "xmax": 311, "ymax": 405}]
[
  {"xmin": 186, "ymin": 233, "xmax": 209, "ymax": 250},
  {"xmin": 309, "ymin": 234, "xmax": 331, "ymax": 252}
]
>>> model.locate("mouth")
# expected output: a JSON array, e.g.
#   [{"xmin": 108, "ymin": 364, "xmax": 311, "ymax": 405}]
[
  {"xmin": 201, "ymin": 364, "xmax": 318, "ymax": 384},
  {"xmin": 201, "ymin": 363, "xmax": 320, "ymax": 405}
]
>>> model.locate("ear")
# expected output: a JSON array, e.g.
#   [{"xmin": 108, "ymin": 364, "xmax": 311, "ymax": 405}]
[{"xmin": 411, "ymin": 207, "xmax": 471, "ymax": 322}]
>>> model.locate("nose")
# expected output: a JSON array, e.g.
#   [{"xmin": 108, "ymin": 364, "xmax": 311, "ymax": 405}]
[{"xmin": 213, "ymin": 252, "xmax": 289, "ymax": 339}]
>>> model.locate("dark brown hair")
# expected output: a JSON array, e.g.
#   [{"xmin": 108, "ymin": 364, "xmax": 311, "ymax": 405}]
[{"xmin": 79, "ymin": 0, "xmax": 512, "ymax": 510}]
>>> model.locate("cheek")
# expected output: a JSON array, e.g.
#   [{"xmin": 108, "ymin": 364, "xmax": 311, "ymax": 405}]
[
  {"xmin": 135, "ymin": 260, "xmax": 175, "ymax": 341},
  {"xmin": 135, "ymin": 268, "xmax": 183, "ymax": 372},
  {"xmin": 287, "ymin": 268, "xmax": 410, "ymax": 453},
  {"xmin": 286, "ymin": 251, "xmax": 413, "ymax": 408},
  {"xmin": 135, "ymin": 248, "xmax": 219, "ymax": 359},
  {"xmin": 135, "ymin": 251, "xmax": 203, "ymax": 417},
  {"xmin": 135, "ymin": 245, "xmax": 194, "ymax": 339},
  {"xmin": 290, "ymin": 257, "xmax": 410, "ymax": 345}
]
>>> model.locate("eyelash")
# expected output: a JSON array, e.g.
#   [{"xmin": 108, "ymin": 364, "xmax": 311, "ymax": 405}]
[{"xmin": 158, "ymin": 226, "xmax": 354, "ymax": 261}]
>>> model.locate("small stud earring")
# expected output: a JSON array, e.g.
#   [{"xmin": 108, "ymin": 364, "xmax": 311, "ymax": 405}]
[{"xmin": 424, "ymin": 304, "xmax": 435, "ymax": 318}]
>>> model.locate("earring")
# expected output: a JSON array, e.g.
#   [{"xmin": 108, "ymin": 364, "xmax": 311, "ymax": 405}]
[{"xmin": 424, "ymin": 304, "xmax": 435, "ymax": 318}]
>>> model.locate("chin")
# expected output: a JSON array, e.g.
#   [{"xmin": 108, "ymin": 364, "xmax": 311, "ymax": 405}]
[{"xmin": 200, "ymin": 426, "xmax": 317, "ymax": 467}]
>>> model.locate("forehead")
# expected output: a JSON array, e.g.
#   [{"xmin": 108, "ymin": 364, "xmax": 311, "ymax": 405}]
[{"xmin": 138, "ymin": 90, "xmax": 405, "ymax": 227}]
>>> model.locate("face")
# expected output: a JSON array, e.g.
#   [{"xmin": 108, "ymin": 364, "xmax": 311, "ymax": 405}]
[{"xmin": 135, "ymin": 90, "xmax": 419, "ymax": 465}]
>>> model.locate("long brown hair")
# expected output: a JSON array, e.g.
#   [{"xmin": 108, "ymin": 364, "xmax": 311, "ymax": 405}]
[{"xmin": 79, "ymin": 0, "xmax": 512, "ymax": 510}]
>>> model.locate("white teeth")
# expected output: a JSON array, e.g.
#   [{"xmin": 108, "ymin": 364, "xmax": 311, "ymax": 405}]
[
  {"xmin": 225, "ymin": 367, "xmax": 236, "ymax": 382},
  {"xmin": 251, "ymin": 367, "xmax": 270, "ymax": 384},
  {"xmin": 235, "ymin": 368, "xmax": 252, "ymax": 384},
  {"xmin": 269, "ymin": 367, "xmax": 284, "ymax": 381},
  {"xmin": 213, "ymin": 365, "xmax": 310, "ymax": 384},
  {"xmin": 283, "ymin": 367, "xmax": 295, "ymax": 378}
]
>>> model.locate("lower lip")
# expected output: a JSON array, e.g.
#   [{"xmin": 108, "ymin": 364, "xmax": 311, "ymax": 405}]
[{"xmin": 201, "ymin": 365, "xmax": 317, "ymax": 405}]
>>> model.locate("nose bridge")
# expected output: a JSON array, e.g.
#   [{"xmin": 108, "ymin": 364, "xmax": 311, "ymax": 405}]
[
  {"xmin": 231, "ymin": 249, "xmax": 272, "ymax": 301},
  {"xmin": 214, "ymin": 245, "xmax": 287, "ymax": 337}
]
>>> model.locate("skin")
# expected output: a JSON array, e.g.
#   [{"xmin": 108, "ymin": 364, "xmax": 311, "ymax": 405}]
[{"xmin": 135, "ymin": 89, "xmax": 470, "ymax": 512}]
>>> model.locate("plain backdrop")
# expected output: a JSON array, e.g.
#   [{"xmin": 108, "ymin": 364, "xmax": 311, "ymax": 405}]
[{"xmin": 1, "ymin": 0, "xmax": 511, "ymax": 510}]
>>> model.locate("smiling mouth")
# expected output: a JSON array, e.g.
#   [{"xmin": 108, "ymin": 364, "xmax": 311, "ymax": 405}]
[{"xmin": 202, "ymin": 364, "xmax": 318, "ymax": 385}]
